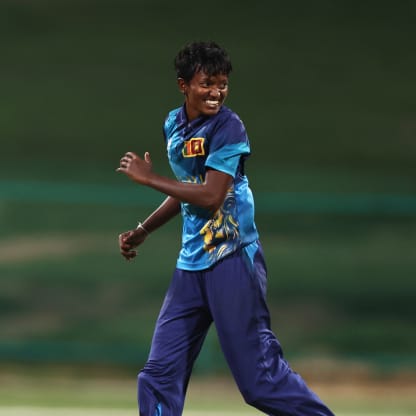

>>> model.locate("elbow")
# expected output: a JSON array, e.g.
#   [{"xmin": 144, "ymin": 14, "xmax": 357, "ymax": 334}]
[{"xmin": 199, "ymin": 194, "xmax": 224, "ymax": 213}]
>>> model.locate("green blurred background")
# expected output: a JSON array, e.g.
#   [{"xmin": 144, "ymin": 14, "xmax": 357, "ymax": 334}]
[{"xmin": 1, "ymin": 0, "xmax": 415, "ymax": 381}]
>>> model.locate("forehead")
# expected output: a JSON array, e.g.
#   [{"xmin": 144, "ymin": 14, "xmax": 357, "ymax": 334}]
[{"xmin": 191, "ymin": 70, "xmax": 228, "ymax": 83}]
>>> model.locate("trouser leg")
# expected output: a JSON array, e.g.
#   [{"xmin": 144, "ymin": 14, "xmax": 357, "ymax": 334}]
[
  {"xmin": 138, "ymin": 269, "xmax": 211, "ymax": 416},
  {"xmin": 205, "ymin": 243, "xmax": 335, "ymax": 416}
]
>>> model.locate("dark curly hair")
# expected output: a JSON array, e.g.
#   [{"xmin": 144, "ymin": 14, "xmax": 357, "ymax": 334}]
[{"xmin": 174, "ymin": 41, "xmax": 232, "ymax": 82}]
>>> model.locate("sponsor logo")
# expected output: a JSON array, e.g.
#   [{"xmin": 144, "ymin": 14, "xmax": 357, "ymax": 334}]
[{"xmin": 182, "ymin": 138, "xmax": 205, "ymax": 157}]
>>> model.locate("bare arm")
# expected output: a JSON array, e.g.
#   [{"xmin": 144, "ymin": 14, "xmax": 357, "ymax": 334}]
[
  {"xmin": 117, "ymin": 151, "xmax": 232, "ymax": 213},
  {"xmin": 119, "ymin": 196, "xmax": 180, "ymax": 261},
  {"xmin": 117, "ymin": 151, "xmax": 233, "ymax": 261},
  {"xmin": 141, "ymin": 195, "xmax": 181, "ymax": 233}
]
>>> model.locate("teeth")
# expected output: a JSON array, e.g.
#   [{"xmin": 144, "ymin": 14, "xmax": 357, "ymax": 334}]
[{"xmin": 206, "ymin": 100, "xmax": 219, "ymax": 106}]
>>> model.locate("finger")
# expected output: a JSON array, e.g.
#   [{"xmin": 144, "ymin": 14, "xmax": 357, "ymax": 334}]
[
  {"xmin": 116, "ymin": 167, "xmax": 130, "ymax": 173},
  {"xmin": 120, "ymin": 239, "xmax": 132, "ymax": 249},
  {"xmin": 117, "ymin": 163, "xmax": 127, "ymax": 172},
  {"xmin": 120, "ymin": 230, "xmax": 134, "ymax": 242},
  {"xmin": 119, "ymin": 232, "xmax": 130, "ymax": 243},
  {"xmin": 122, "ymin": 250, "xmax": 137, "ymax": 260},
  {"xmin": 119, "ymin": 235, "xmax": 134, "ymax": 250},
  {"xmin": 120, "ymin": 153, "xmax": 131, "ymax": 161},
  {"xmin": 119, "ymin": 233, "xmax": 133, "ymax": 250},
  {"xmin": 122, "ymin": 252, "xmax": 132, "ymax": 261},
  {"xmin": 119, "ymin": 156, "xmax": 131, "ymax": 167},
  {"xmin": 125, "ymin": 151, "xmax": 138, "ymax": 160},
  {"xmin": 121, "ymin": 247, "xmax": 134, "ymax": 255},
  {"xmin": 120, "ymin": 245, "xmax": 135, "ymax": 255}
]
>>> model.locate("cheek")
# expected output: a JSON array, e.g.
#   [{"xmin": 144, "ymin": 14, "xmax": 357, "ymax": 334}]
[
  {"xmin": 187, "ymin": 88, "xmax": 200, "ymax": 98},
  {"xmin": 190, "ymin": 91, "xmax": 206, "ymax": 104}
]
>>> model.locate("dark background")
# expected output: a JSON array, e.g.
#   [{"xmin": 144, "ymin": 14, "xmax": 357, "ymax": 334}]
[{"xmin": 0, "ymin": 0, "xmax": 415, "ymax": 376}]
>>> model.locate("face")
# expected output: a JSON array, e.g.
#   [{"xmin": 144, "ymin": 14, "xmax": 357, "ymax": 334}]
[{"xmin": 178, "ymin": 71, "xmax": 229, "ymax": 121}]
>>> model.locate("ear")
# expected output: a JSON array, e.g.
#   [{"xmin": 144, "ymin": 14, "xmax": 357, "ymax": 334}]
[{"xmin": 177, "ymin": 78, "xmax": 187, "ymax": 95}]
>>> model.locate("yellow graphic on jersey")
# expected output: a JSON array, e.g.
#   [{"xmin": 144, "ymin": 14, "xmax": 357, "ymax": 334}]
[{"xmin": 200, "ymin": 191, "xmax": 239, "ymax": 260}]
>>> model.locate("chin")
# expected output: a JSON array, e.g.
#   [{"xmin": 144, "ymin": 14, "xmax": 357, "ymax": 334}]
[{"xmin": 203, "ymin": 107, "xmax": 221, "ymax": 116}]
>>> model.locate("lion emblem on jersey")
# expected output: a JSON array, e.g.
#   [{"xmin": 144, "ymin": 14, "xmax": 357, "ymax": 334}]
[{"xmin": 200, "ymin": 190, "xmax": 239, "ymax": 259}]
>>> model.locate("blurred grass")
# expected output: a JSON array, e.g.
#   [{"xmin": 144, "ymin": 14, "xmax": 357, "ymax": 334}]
[
  {"xmin": 0, "ymin": 365, "xmax": 415, "ymax": 415},
  {"xmin": 0, "ymin": 202, "xmax": 415, "ymax": 368}
]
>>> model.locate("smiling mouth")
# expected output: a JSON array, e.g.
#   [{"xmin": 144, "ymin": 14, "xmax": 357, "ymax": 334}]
[{"xmin": 205, "ymin": 99, "xmax": 221, "ymax": 108}]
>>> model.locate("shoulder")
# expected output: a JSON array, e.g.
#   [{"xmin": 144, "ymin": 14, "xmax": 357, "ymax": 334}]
[
  {"xmin": 218, "ymin": 105, "xmax": 243, "ymax": 122},
  {"xmin": 209, "ymin": 106, "xmax": 247, "ymax": 140},
  {"xmin": 163, "ymin": 106, "xmax": 184, "ymax": 140},
  {"xmin": 164, "ymin": 106, "xmax": 182, "ymax": 128},
  {"xmin": 214, "ymin": 106, "xmax": 246, "ymax": 131}
]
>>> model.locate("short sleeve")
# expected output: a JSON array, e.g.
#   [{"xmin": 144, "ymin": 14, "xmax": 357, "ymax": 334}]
[{"xmin": 205, "ymin": 113, "xmax": 250, "ymax": 177}]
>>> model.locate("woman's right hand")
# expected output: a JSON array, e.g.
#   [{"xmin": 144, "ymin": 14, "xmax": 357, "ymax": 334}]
[{"xmin": 118, "ymin": 228, "xmax": 148, "ymax": 261}]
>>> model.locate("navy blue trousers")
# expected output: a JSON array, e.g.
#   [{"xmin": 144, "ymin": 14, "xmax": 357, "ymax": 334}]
[{"xmin": 138, "ymin": 242, "xmax": 334, "ymax": 416}]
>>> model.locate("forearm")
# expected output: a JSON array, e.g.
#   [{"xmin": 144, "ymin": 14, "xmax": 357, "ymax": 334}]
[
  {"xmin": 145, "ymin": 170, "xmax": 231, "ymax": 213},
  {"xmin": 146, "ymin": 174, "xmax": 208, "ymax": 207},
  {"xmin": 119, "ymin": 196, "xmax": 180, "ymax": 261},
  {"xmin": 141, "ymin": 196, "xmax": 181, "ymax": 234},
  {"xmin": 118, "ymin": 152, "xmax": 232, "ymax": 212}
]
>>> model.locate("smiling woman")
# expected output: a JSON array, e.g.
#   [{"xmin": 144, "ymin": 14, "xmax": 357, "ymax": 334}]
[{"xmin": 115, "ymin": 41, "xmax": 335, "ymax": 416}]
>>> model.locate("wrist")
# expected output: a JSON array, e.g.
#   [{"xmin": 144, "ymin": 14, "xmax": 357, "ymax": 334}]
[
  {"xmin": 134, "ymin": 171, "xmax": 154, "ymax": 187},
  {"xmin": 142, "ymin": 171, "xmax": 160, "ymax": 188},
  {"xmin": 136, "ymin": 222, "xmax": 150, "ymax": 236}
]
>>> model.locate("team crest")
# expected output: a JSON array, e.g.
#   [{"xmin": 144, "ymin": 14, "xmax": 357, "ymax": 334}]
[{"xmin": 182, "ymin": 137, "xmax": 205, "ymax": 157}]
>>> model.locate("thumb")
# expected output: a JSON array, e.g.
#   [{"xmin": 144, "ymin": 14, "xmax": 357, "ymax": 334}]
[{"xmin": 144, "ymin": 152, "xmax": 152, "ymax": 164}]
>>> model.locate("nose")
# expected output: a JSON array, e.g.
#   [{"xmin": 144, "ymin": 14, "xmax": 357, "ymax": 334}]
[{"xmin": 210, "ymin": 88, "xmax": 221, "ymax": 97}]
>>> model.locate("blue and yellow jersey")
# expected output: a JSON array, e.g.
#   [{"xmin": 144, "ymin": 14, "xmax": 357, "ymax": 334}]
[{"xmin": 163, "ymin": 105, "xmax": 259, "ymax": 271}]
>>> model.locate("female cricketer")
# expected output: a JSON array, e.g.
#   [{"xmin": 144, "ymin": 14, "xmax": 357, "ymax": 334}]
[{"xmin": 117, "ymin": 41, "xmax": 335, "ymax": 416}]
